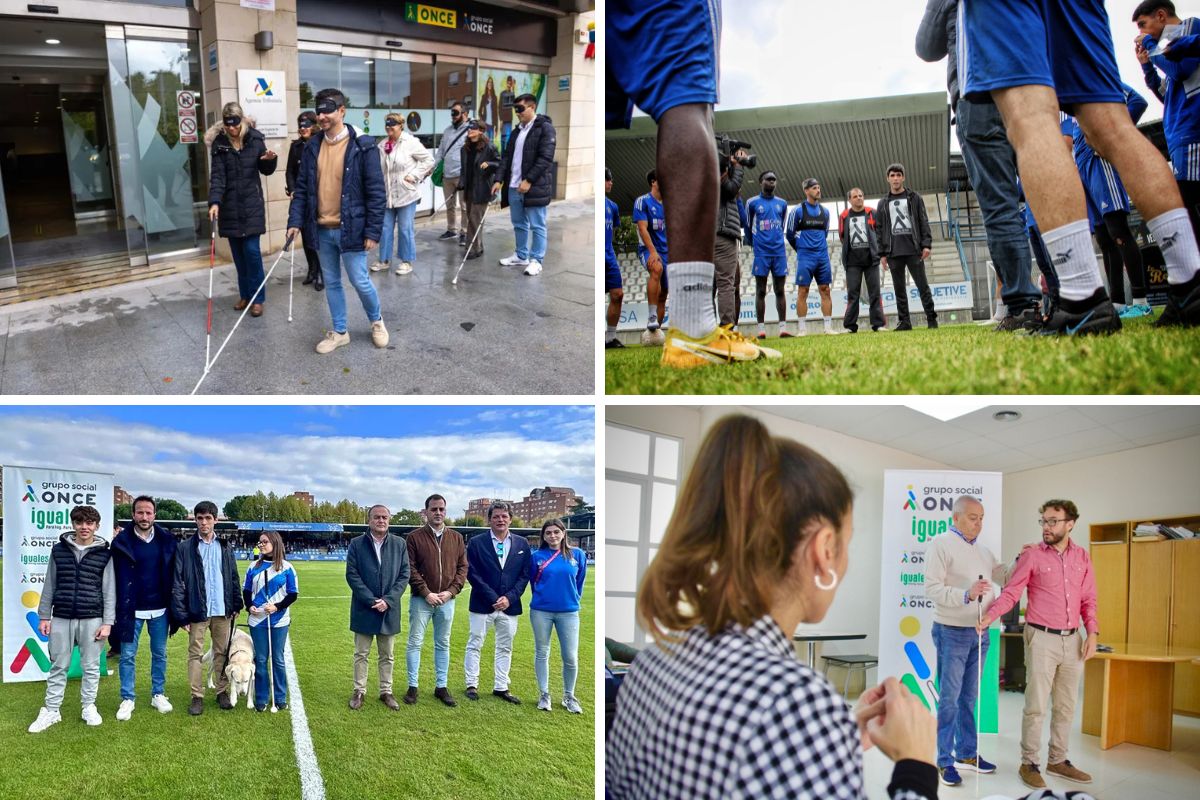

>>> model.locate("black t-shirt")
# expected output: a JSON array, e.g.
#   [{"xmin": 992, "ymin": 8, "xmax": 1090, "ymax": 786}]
[
  {"xmin": 887, "ymin": 192, "xmax": 917, "ymax": 258},
  {"xmin": 844, "ymin": 209, "xmax": 873, "ymax": 268}
]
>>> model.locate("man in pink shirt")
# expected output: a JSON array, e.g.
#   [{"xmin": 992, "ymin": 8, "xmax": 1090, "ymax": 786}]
[{"xmin": 977, "ymin": 499, "xmax": 1099, "ymax": 791}]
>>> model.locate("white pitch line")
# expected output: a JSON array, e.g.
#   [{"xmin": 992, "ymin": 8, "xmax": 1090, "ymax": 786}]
[
  {"xmin": 298, "ymin": 595, "xmax": 352, "ymax": 600},
  {"xmin": 284, "ymin": 636, "xmax": 327, "ymax": 800}
]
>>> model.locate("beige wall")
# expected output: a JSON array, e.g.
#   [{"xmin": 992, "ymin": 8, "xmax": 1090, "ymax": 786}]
[
  {"xmin": 545, "ymin": 11, "xmax": 594, "ymax": 202},
  {"xmin": 1000, "ymin": 434, "xmax": 1200, "ymax": 561}
]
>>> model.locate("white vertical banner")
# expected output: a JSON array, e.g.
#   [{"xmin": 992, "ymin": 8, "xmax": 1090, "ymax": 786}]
[
  {"xmin": 237, "ymin": 69, "xmax": 287, "ymax": 138},
  {"xmin": 879, "ymin": 470, "xmax": 1003, "ymax": 732},
  {"xmin": 3, "ymin": 465, "xmax": 113, "ymax": 683}
]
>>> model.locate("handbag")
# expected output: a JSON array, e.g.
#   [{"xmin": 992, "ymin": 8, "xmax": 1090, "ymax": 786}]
[{"xmin": 431, "ymin": 126, "xmax": 469, "ymax": 188}]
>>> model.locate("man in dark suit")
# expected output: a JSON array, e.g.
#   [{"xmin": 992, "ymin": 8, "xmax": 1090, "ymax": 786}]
[
  {"xmin": 346, "ymin": 504, "xmax": 410, "ymax": 710},
  {"xmin": 464, "ymin": 502, "xmax": 530, "ymax": 703}
]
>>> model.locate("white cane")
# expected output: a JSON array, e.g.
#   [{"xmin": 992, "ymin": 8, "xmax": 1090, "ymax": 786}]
[
  {"xmin": 452, "ymin": 198, "xmax": 496, "ymax": 285},
  {"xmin": 266, "ymin": 603, "xmax": 277, "ymax": 713},
  {"xmin": 976, "ymin": 574, "xmax": 984, "ymax": 798},
  {"xmin": 287, "ymin": 241, "xmax": 295, "ymax": 323},
  {"xmin": 205, "ymin": 229, "xmax": 215, "ymax": 372}
]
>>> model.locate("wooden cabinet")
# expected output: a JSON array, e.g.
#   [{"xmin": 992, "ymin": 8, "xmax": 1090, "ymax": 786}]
[{"xmin": 1090, "ymin": 515, "xmax": 1200, "ymax": 716}]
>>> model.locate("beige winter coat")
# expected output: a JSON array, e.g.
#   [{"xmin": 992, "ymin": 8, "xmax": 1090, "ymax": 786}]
[{"xmin": 379, "ymin": 131, "xmax": 434, "ymax": 209}]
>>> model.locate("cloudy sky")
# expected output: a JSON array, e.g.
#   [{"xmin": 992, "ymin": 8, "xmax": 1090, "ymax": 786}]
[
  {"xmin": 0, "ymin": 406, "xmax": 595, "ymax": 514},
  {"xmin": 706, "ymin": 1, "xmax": 1162, "ymax": 123}
]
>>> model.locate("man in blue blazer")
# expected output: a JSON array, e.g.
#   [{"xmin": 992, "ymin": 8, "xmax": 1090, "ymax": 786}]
[
  {"xmin": 346, "ymin": 504, "xmax": 410, "ymax": 711},
  {"xmin": 464, "ymin": 502, "xmax": 530, "ymax": 703}
]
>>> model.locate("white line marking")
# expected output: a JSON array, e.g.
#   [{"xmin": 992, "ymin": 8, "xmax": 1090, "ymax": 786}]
[
  {"xmin": 297, "ymin": 595, "xmax": 352, "ymax": 600},
  {"xmin": 284, "ymin": 636, "xmax": 326, "ymax": 800}
]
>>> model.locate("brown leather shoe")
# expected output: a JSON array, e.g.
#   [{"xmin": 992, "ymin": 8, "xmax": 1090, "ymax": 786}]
[
  {"xmin": 403, "ymin": 686, "xmax": 418, "ymax": 705},
  {"xmin": 1019, "ymin": 763, "xmax": 1046, "ymax": 790},
  {"xmin": 348, "ymin": 690, "xmax": 364, "ymax": 710},
  {"xmin": 380, "ymin": 692, "xmax": 400, "ymax": 710},
  {"xmin": 434, "ymin": 687, "xmax": 457, "ymax": 707},
  {"xmin": 249, "ymin": 303, "xmax": 263, "ymax": 317},
  {"xmin": 1047, "ymin": 760, "xmax": 1092, "ymax": 784},
  {"xmin": 234, "ymin": 299, "xmax": 249, "ymax": 311}
]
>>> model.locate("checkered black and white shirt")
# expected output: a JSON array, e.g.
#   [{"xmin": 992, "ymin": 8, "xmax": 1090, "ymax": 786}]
[{"xmin": 606, "ymin": 616, "xmax": 937, "ymax": 800}]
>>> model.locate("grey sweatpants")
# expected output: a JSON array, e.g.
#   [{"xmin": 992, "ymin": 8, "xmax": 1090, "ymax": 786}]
[{"xmin": 44, "ymin": 616, "xmax": 104, "ymax": 711}]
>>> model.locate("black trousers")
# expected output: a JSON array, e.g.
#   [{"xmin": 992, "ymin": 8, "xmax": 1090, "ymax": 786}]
[
  {"xmin": 844, "ymin": 263, "xmax": 886, "ymax": 331},
  {"xmin": 887, "ymin": 254, "xmax": 936, "ymax": 324}
]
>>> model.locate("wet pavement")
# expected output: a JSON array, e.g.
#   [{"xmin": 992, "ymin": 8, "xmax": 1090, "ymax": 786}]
[{"xmin": 0, "ymin": 199, "xmax": 595, "ymax": 396}]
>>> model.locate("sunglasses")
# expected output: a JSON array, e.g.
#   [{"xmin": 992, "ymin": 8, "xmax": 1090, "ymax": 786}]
[{"xmin": 513, "ymin": 104, "xmax": 526, "ymax": 114}]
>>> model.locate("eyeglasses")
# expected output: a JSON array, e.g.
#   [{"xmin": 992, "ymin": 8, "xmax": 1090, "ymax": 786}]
[
  {"xmin": 1038, "ymin": 518, "xmax": 1068, "ymax": 527},
  {"xmin": 257, "ymin": 540, "xmax": 270, "ymax": 545}
]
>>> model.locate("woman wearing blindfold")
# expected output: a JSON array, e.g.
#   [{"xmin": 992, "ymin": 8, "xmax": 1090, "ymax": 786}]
[
  {"xmin": 285, "ymin": 111, "xmax": 323, "ymax": 291},
  {"xmin": 373, "ymin": 113, "xmax": 434, "ymax": 276},
  {"xmin": 206, "ymin": 101, "xmax": 278, "ymax": 317}
]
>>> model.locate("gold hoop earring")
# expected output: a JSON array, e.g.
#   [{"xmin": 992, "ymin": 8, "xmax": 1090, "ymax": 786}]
[{"xmin": 815, "ymin": 569, "xmax": 838, "ymax": 591}]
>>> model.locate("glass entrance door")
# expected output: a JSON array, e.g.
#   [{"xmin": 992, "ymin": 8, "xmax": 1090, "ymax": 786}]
[
  {"xmin": 0, "ymin": 165, "xmax": 14, "ymax": 288},
  {"xmin": 105, "ymin": 24, "xmax": 206, "ymax": 265}
]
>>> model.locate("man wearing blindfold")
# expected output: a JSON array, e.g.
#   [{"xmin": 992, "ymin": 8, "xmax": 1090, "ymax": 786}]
[
  {"xmin": 492, "ymin": 93, "xmax": 557, "ymax": 277},
  {"xmin": 287, "ymin": 88, "xmax": 389, "ymax": 354}
]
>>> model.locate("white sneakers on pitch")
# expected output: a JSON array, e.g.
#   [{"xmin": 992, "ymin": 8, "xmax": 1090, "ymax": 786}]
[
  {"xmin": 116, "ymin": 699, "xmax": 135, "ymax": 721},
  {"xmin": 81, "ymin": 704, "xmax": 102, "ymax": 726},
  {"xmin": 28, "ymin": 707, "xmax": 61, "ymax": 733},
  {"xmin": 151, "ymin": 694, "xmax": 173, "ymax": 713},
  {"xmin": 524, "ymin": 260, "xmax": 543, "ymax": 276},
  {"xmin": 499, "ymin": 254, "xmax": 530, "ymax": 267}
]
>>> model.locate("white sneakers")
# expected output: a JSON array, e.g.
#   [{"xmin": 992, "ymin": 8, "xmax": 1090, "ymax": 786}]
[
  {"xmin": 394, "ymin": 261, "xmax": 413, "ymax": 275},
  {"xmin": 117, "ymin": 699, "xmax": 135, "ymax": 721},
  {"xmin": 537, "ymin": 691, "xmax": 552, "ymax": 711},
  {"xmin": 28, "ymin": 707, "xmax": 61, "ymax": 733},
  {"xmin": 499, "ymin": 253, "xmax": 530, "ymax": 267},
  {"xmin": 562, "ymin": 693, "xmax": 583, "ymax": 714},
  {"xmin": 369, "ymin": 261, "xmax": 389, "ymax": 273},
  {"xmin": 523, "ymin": 260, "xmax": 543, "ymax": 276},
  {"xmin": 371, "ymin": 320, "xmax": 390, "ymax": 348},
  {"xmin": 151, "ymin": 694, "xmax": 173, "ymax": 713},
  {"xmin": 315, "ymin": 330, "xmax": 351, "ymax": 354},
  {"xmin": 81, "ymin": 704, "xmax": 102, "ymax": 726}
]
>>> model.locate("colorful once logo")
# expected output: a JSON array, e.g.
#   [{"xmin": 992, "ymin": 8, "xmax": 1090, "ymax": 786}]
[
  {"xmin": 22, "ymin": 480, "xmax": 37, "ymax": 503},
  {"xmin": 902, "ymin": 484, "xmax": 917, "ymax": 511},
  {"xmin": 9, "ymin": 590, "xmax": 51, "ymax": 674},
  {"xmin": 254, "ymin": 77, "xmax": 274, "ymax": 97},
  {"xmin": 405, "ymin": 3, "xmax": 456, "ymax": 28}
]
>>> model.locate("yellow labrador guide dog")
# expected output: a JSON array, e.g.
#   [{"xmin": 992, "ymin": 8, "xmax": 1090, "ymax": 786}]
[{"xmin": 202, "ymin": 627, "xmax": 256, "ymax": 708}]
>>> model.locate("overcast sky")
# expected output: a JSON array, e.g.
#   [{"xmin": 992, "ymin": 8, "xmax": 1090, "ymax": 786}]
[
  {"xmin": 710, "ymin": 1, "xmax": 1162, "ymax": 123},
  {"xmin": 0, "ymin": 406, "xmax": 594, "ymax": 514}
]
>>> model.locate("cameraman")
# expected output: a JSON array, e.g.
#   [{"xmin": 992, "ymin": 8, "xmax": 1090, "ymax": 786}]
[{"xmin": 715, "ymin": 139, "xmax": 749, "ymax": 328}]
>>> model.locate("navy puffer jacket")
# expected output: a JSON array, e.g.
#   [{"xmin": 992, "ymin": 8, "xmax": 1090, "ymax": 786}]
[
  {"xmin": 208, "ymin": 126, "xmax": 277, "ymax": 239},
  {"xmin": 287, "ymin": 126, "xmax": 385, "ymax": 252}
]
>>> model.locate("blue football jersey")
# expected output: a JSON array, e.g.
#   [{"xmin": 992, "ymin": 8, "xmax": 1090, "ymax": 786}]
[
  {"xmin": 1147, "ymin": 18, "xmax": 1200, "ymax": 151},
  {"xmin": 632, "ymin": 192, "xmax": 668, "ymax": 264},
  {"xmin": 745, "ymin": 195, "xmax": 789, "ymax": 257},
  {"xmin": 787, "ymin": 202, "xmax": 831, "ymax": 252},
  {"xmin": 605, "ymin": 197, "xmax": 620, "ymax": 268}
]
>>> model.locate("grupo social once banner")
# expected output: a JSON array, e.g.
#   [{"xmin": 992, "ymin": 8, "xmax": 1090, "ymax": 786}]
[
  {"xmin": 616, "ymin": 282, "xmax": 974, "ymax": 331},
  {"xmin": 879, "ymin": 470, "xmax": 1002, "ymax": 733},
  {"xmin": 3, "ymin": 465, "xmax": 114, "ymax": 683}
]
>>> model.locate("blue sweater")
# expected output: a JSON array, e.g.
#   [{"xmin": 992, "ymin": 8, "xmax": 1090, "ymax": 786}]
[
  {"xmin": 132, "ymin": 533, "xmax": 166, "ymax": 611},
  {"xmin": 528, "ymin": 547, "xmax": 587, "ymax": 613}
]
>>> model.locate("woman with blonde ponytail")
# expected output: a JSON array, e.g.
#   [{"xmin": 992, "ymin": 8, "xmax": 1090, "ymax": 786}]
[{"xmin": 607, "ymin": 413, "xmax": 939, "ymax": 800}]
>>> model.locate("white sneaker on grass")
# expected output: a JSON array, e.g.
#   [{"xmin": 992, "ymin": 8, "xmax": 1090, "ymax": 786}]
[
  {"xmin": 524, "ymin": 259, "xmax": 543, "ymax": 276},
  {"xmin": 81, "ymin": 704, "xmax": 102, "ymax": 726},
  {"xmin": 537, "ymin": 692, "xmax": 552, "ymax": 711},
  {"xmin": 28, "ymin": 707, "xmax": 61, "ymax": 733},
  {"xmin": 562, "ymin": 694, "xmax": 583, "ymax": 714},
  {"xmin": 500, "ymin": 253, "xmax": 530, "ymax": 267},
  {"xmin": 150, "ymin": 694, "xmax": 173, "ymax": 713},
  {"xmin": 116, "ymin": 699, "xmax": 134, "ymax": 721}
]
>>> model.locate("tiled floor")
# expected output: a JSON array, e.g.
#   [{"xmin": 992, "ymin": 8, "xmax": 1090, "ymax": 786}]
[{"xmin": 864, "ymin": 690, "xmax": 1200, "ymax": 799}]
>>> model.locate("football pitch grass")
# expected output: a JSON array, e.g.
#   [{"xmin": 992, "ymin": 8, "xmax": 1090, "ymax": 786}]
[
  {"xmin": 605, "ymin": 312, "xmax": 1200, "ymax": 394},
  {"xmin": 0, "ymin": 560, "xmax": 595, "ymax": 800}
]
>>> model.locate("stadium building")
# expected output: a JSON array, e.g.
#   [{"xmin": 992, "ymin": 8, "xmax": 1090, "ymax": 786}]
[{"xmin": 0, "ymin": 0, "xmax": 594, "ymax": 302}]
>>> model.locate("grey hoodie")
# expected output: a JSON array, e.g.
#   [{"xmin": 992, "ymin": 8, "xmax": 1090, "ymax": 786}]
[{"xmin": 38, "ymin": 532, "xmax": 117, "ymax": 625}]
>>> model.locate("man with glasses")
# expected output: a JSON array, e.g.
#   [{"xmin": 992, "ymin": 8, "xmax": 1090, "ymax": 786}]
[
  {"xmin": 978, "ymin": 499, "xmax": 1099, "ymax": 790},
  {"xmin": 923, "ymin": 496, "xmax": 1010, "ymax": 787},
  {"xmin": 287, "ymin": 87, "xmax": 388, "ymax": 355},
  {"xmin": 464, "ymin": 502, "xmax": 530, "ymax": 704},
  {"xmin": 437, "ymin": 102, "xmax": 471, "ymax": 246}
]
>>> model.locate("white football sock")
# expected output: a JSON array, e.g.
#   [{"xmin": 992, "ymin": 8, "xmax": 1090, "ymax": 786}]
[
  {"xmin": 1146, "ymin": 208, "xmax": 1200, "ymax": 285},
  {"xmin": 666, "ymin": 262, "xmax": 718, "ymax": 338},
  {"xmin": 1042, "ymin": 219, "xmax": 1103, "ymax": 301}
]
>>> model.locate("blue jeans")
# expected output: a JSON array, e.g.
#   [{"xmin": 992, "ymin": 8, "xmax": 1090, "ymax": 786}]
[
  {"xmin": 317, "ymin": 227, "xmax": 382, "ymax": 333},
  {"xmin": 118, "ymin": 613, "xmax": 168, "ymax": 701},
  {"xmin": 249, "ymin": 622, "xmax": 289, "ymax": 707},
  {"xmin": 380, "ymin": 203, "xmax": 417, "ymax": 264},
  {"xmin": 932, "ymin": 621, "xmax": 989, "ymax": 768},
  {"xmin": 228, "ymin": 235, "xmax": 265, "ymax": 304},
  {"xmin": 406, "ymin": 595, "xmax": 455, "ymax": 688},
  {"xmin": 508, "ymin": 189, "xmax": 548, "ymax": 262},
  {"xmin": 530, "ymin": 609, "xmax": 579, "ymax": 695},
  {"xmin": 956, "ymin": 97, "xmax": 1041, "ymax": 314}
]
